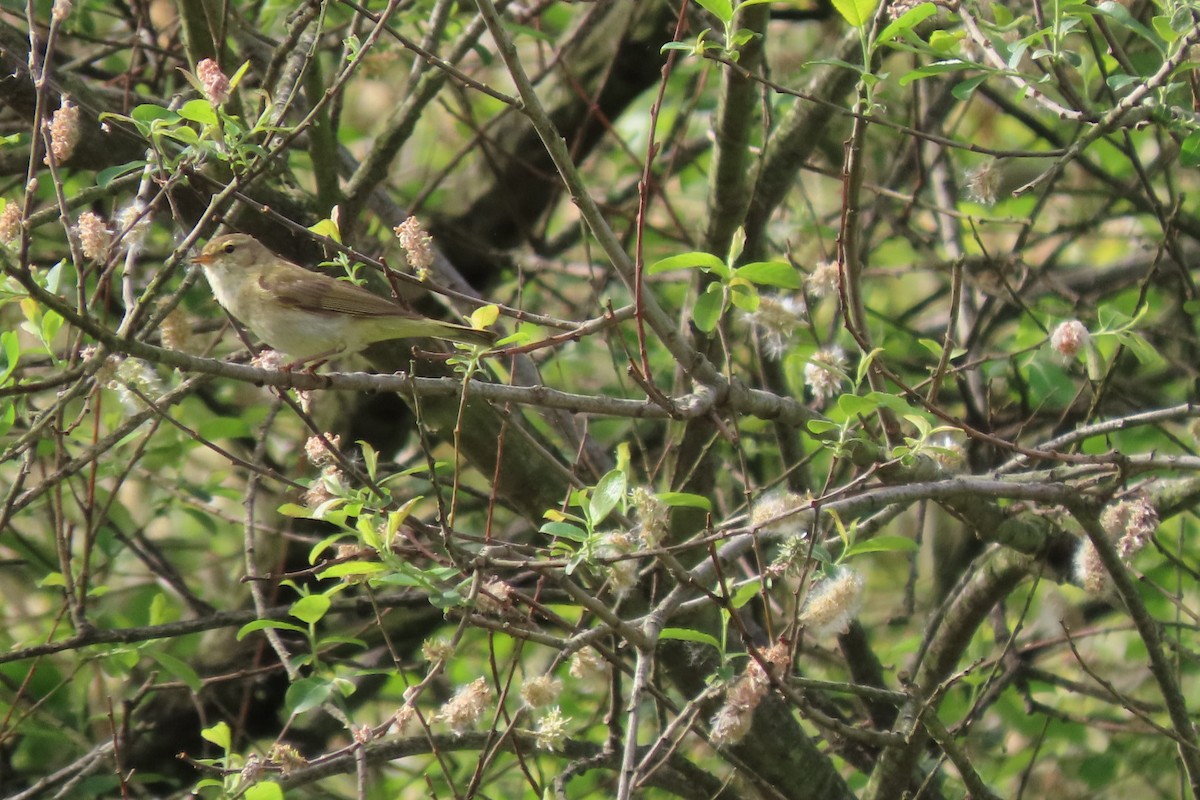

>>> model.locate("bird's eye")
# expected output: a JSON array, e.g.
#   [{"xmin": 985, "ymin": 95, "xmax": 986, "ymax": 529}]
[{"xmin": 222, "ymin": 243, "xmax": 236, "ymax": 254}]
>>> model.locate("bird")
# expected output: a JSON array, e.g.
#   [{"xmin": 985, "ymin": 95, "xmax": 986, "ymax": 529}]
[{"xmin": 190, "ymin": 233, "xmax": 497, "ymax": 361}]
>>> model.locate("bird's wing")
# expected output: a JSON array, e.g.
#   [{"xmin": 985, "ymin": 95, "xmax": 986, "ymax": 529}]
[{"xmin": 259, "ymin": 267, "xmax": 416, "ymax": 319}]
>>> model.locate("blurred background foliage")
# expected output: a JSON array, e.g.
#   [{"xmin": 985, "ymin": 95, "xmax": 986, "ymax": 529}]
[{"xmin": 2, "ymin": 0, "xmax": 1200, "ymax": 797}]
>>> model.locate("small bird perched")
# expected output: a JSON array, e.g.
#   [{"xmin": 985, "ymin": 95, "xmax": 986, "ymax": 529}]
[{"xmin": 191, "ymin": 233, "xmax": 497, "ymax": 361}]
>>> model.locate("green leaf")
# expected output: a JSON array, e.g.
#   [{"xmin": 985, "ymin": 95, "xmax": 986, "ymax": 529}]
[
  {"xmin": 589, "ymin": 469, "xmax": 627, "ymax": 525},
  {"xmin": 898, "ymin": 59, "xmax": 974, "ymax": 85},
  {"xmin": 39, "ymin": 571, "xmax": 65, "ymax": 588},
  {"xmin": 693, "ymin": 285, "xmax": 725, "ymax": 333},
  {"xmin": 148, "ymin": 592, "xmax": 173, "ymax": 627},
  {"xmin": 838, "ymin": 393, "xmax": 880, "ymax": 418},
  {"xmin": 386, "ymin": 497, "xmax": 421, "ymax": 539},
  {"xmin": 807, "ymin": 420, "xmax": 841, "ymax": 435},
  {"xmin": 286, "ymin": 676, "xmax": 334, "ymax": 715},
  {"xmin": 842, "ymin": 534, "xmax": 919, "ymax": 558},
  {"xmin": 236, "ymin": 619, "xmax": 307, "ymax": 639},
  {"xmin": 290, "ymin": 594, "xmax": 331, "ymax": 624},
  {"xmin": 655, "ymin": 492, "xmax": 712, "ymax": 511},
  {"xmin": 308, "ymin": 217, "xmax": 341, "ymax": 244},
  {"xmin": 1115, "ymin": 331, "xmax": 1162, "ymax": 366},
  {"xmin": 540, "ymin": 520, "xmax": 589, "ymax": 542},
  {"xmin": 177, "ymin": 99, "xmax": 218, "ymax": 125},
  {"xmin": 659, "ymin": 627, "xmax": 722, "ymax": 651},
  {"xmin": 358, "ymin": 439, "xmax": 377, "ymax": 480},
  {"xmin": 40, "ymin": 309, "xmax": 62, "ymax": 347},
  {"xmin": 726, "ymin": 227, "xmax": 745, "ymax": 267},
  {"xmin": 1181, "ymin": 133, "xmax": 1200, "ymax": 168},
  {"xmin": 200, "ymin": 721, "xmax": 231, "ymax": 751},
  {"xmin": 831, "ymin": 0, "xmax": 878, "ymax": 28},
  {"xmin": 95, "ymin": 160, "xmax": 145, "ymax": 188},
  {"xmin": 244, "ymin": 782, "xmax": 284, "ymax": 800},
  {"xmin": 648, "ymin": 251, "xmax": 728, "ymax": 277},
  {"xmin": 278, "ymin": 502, "xmax": 317, "ymax": 519},
  {"xmin": 875, "ymin": 2, "xmax": 936, "ymax": 47},
  {"xmin": 131, "ymin": 104, "xmax": 180, "ymax": 124},
  {"xmin": 471, "ymin": 303, "xmax": 500, "ymax": 330},
  {"xmin": 951, "ymin": 74, "xmax": 987, "ymax": 100},
  {"xmin": 228, "ymin": 61, "xmax": 251, "ymax": 93},
  {"xmin": 734, "ymin": 260, "xmax": 802, "ymax": 288},
  {"xmin": 321, "ymin": 561, "xmax": 386, "ymax": 579},
  {"xmin": 693, "ymin": 0, "xmax": 733, "ymax": 23},
  {"xmin": 728, "ymin": 280, "xmax": 759, "ymax": 312},
  {"xmin": 148, "ymin": 650, "xmax": 203, "ymax": 693},
  {"xmin": 729, "ymin": 581, "xmax": 760, "ymax": 609},
  {"xmin": 1150, "ymin": 15, "xmax": 1179, "ymax": 43},
  {"xmin": 1092, "ymin": 1, "xmax": 1165, "ymax": 54},
  {"xmin": 0, "ymin": 331, "xmax": 19, "ymax": 384},
  {"xmin": 0, "ymin": 402, "xmax": 15, "ymax": 438}
]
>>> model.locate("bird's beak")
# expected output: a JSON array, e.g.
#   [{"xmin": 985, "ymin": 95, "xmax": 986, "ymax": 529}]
[{"xmin": 190, "ymin": 251, "xmax": 213, "ymax": 266}]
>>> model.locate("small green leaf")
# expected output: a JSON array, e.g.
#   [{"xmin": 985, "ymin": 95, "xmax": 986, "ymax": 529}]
[
  {"xmin": 1093, "ymin": 1, "xmax": 1165, "ymax": 53},
  {"xmin": 358, "ymin": 439, "xmax": 377, "ymax": 480},
  {"xmin": 227, "ymin": 60, "xmax": 252, "ymax": 92},
  {"xmin": 40, "ymin": 309, "xmax": 62, "ymax": 347},
  {"xmin": 540, "ymin": 521, "xmax": 589, "ymax": 542},
  {"xmin": 0, "ymin": 403, "xmax": 15, "ymax": 438},
  {"xmin": 898, "ymin": 59, "xmax": 974, "ymax": 85},
  {"xmin": 648, "ymin": 251, "xmax": 728, "ymax": 277},
  {"xmin": 308, "ymin": 217, "xmax": 341, "ymax": 243},
  {"xmin": 286, "ymin": 676, "xmax": 334, "ymax": 715},
  {"xmin": 729, "ymin": 581, "xmax": 761, "ymax": 609},
  {"xmin": 693, "ymin": 285, "xmax": 725, "ymax": 333},
  {"xmin": 131, "ymin": 104, "xmax": 180, "ymax": 124},
  {"xmin": 842, "ymin": 534, "xmax": 918, "ymax": 558},
  {"xmin": 1115, "ymin": 331, "xmax": 1162, "ymax": 366},
  {"xmin": 589, "ymin": 469, "xmax": 627, "ymax": 524},
  {"xmin": 1085, "ymin": 342, "xmax": 1105, "ymax": 380},
  {"xmin": 693, "ymin": 0, "xmax": 733, "ymax": 24},
  {"xmin": 0, "ymin": 331, "xmax": 20, "ymax": 384},
  {"xmin": 236, "ymin": 619, "xmax": 307, "ymax": 639},
  {"xmin": 470, "ymin": 303, "xmax": 500, "ymax": 329},
  {"xmin": 278, "ymin": 502, "xmax": 316, "ymax": 519},
  {"xmin": 201, "ymin": 721, "xmax": 231, "ymax": 751},
  {"xmin": 244, "ymin": 782, "xmax": 284, "ymax": 800},
  {"xmin": 727, "ymin": 227, "xmax": 746, "ymax": 267},
  {"xmin": 831, "ymin": 0, "xmax": 878, "ymax": 28},
  {"xmin": 1181, "ymin": 133, "xmax": 1200, "ymax": 168},
  {"xmin": 655, "ymin": 492, "xmax": 712, "ymax": 510},
  {"xmin": 386, "ymin": 497, "xmax": 422, "ymax": 538},
  {"xmin": 149, "ymin": 650, "xmax": 203, "ymax": 693},
  {"xmin": 148, "ymin": 592, "xmax": 173, "ymax": 627},
  {"xmin": 96, "ymin": 160, "xmax": 146, "ymax": 188},
  {"xmin": 309, "ymin": 530, "xmax": 353, "ymax": 562},
  {"xmin": 321, "ymin": 561, "xmax": 386, "ymax": 579},
  {"xmin": 875, "ymin": 2, "xmax": 936, "ymax": 47},
  {"xmin": 951, "ymin": 75, "xmax": 987, "ymax": 100},
  {"xmin": 39, "ymin": 571, "xmax": 66, "ymax": 587},
  {"xmin": 290, "ymin": 594, "xmax": 331, "ymax": 624},
  {"xmin": 807, "ymin": 420, "xmax": 840, "ymax": 435},
  {"xmin": 734, "ymin": 260, "xmax": 802, "ymax": 289},
  {"xmin": 1150, "ymin": 15, "xmax": 1179, "ymax": 43},
  {"xmin": 729, "ymin": 281, "xmax": 759, "ymax": 312},
  {"xmin": 838, "ymin": 393, "xmax": 880, "ymax": 418},
  {"xmin": 659, "ymin": 627, "xmax": 722, "ymax": 650},
  {"xmin": 177, "ymin": 99, "xmax": 218, "ymax": 125}
]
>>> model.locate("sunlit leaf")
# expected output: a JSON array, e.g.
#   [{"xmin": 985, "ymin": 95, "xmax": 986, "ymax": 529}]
[
  {"xmin": 660, "ymin": 627, "xmax": 722, "ymax": 650},
  {"xmin": 831, "ymin": 0, "xmax": 878, "ymax": 28}
]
